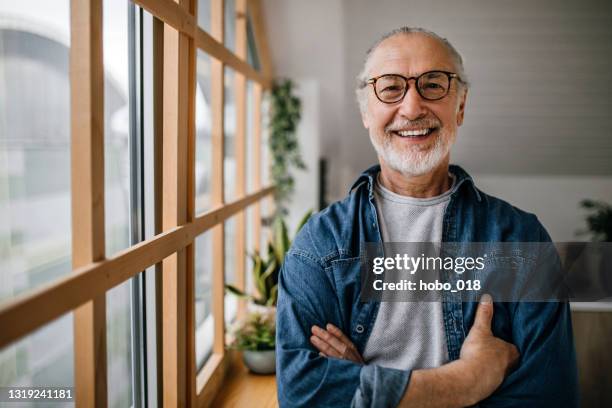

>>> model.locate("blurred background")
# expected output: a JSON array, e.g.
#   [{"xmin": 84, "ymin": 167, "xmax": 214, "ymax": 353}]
[{"xmin": 262, "ymin": 0, "xmax": 612, "ymax": 406}]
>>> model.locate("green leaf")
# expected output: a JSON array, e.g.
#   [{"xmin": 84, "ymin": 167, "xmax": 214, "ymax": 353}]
[
  {"xmin": 225, "ymin": 284, "xmax": 252, "ymax": 300},
  {"xmin": 266, "ymin": 285, "xmax": 278, "ymax": 306},
  {"xmin": 261, "ymin": 259, "xmax": 278, "ymax": 285},
  {"xmin": 273, "ymin": 217, "xmax": 290, "ymax": 264}
]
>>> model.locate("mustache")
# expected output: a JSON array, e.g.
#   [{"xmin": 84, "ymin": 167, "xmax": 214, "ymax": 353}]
[{"xmin": 385, "ymin": 118, "xmax": 441, "ymax": 133}]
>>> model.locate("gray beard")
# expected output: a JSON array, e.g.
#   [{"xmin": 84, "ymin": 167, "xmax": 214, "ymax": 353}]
[{"xmin": 369, "ymin": 129, "xmax": 453, "ymax": 176}]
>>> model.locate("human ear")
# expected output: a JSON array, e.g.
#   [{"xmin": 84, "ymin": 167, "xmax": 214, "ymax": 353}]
[{"xmin": 456, "ymin": 88, "xmax": 468, "ymax": 126}]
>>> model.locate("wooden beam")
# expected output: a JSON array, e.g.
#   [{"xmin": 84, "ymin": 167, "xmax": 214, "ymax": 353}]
[
  {"xmin": 134, "ymin": 0, "xmax": 271, "ymax": 87},
  {"xmin": 196, "ymin": 352, "xmax": 232, "ymax": 408},
  {"xmin": 233, "ymin": 0, "xmax": 248, "ymax": 317},
  {"xmin": 161, "ymin": 0, "xmax": 191, "ymax": 402},
  {"xmin": 210, "ymin": 0, "xmax": 226, "ymax": 360},
  {"xmin": 194, "ymin": 27, "xmax": 270, "ymax": 87},
  {"xmin": 70, "ymin": 0, "xmax": 107, "ymax": 406},
  {"xmin": 186, "ymin": 0, "xmax": 198, "ymax": 406},
  {"xmin": 0, "ymin": 186, "xmax": 274, "ymax": 350}
]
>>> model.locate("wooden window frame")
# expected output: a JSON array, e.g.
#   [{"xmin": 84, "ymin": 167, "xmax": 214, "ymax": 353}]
[{"xmin": 0, "ymin": 0, "xmax": 274, "ymax": 406}]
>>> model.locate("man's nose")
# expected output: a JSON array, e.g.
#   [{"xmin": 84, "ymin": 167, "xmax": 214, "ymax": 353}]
[{"xmin": 397, "ymin": 85, "xmax": 427, "ymax": 120}]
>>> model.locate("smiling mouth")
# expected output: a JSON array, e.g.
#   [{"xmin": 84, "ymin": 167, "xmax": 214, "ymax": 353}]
[{"xmin": 391, "ymin": 127, "xmax": 438, "ymax": 139}]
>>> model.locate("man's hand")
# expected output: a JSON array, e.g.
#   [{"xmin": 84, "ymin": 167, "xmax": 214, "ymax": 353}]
[
  {"xmin": 310, "ymin": 324, "xmax": 365, "ymax": 364},
  {"xmin": 457, "ymin": 294, "xmax": 520, "ymax": 404},
  {"xmin": 399, "ymin": 294, "xmax": 520, "ymax": 407}
]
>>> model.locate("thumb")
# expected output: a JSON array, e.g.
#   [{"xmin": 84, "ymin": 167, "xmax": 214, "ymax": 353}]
[{"xmin": 472, "ymin": 294, "xmax": 494, "ymax": 333}]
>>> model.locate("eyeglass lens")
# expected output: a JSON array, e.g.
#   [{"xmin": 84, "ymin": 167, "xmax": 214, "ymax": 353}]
[{"xmin": 375, "ymin": 72, "xmax": 451, "ymax": 103}]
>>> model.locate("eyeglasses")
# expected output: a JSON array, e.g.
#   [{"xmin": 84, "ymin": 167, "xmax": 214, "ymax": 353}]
[{"xmin": 365, "ymin": 71, "xmax": 462, "ymax": 103}]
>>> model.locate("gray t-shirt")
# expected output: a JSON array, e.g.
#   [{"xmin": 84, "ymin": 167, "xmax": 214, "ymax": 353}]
[{"xmin": 362, "ymin": 173, "xmax": 455, "ymax": 370}]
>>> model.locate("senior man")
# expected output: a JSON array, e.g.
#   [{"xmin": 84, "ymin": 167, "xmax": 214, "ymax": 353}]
[{"xmin": 276, "ymin": 27, "xmax": 578, "ymax": 407}]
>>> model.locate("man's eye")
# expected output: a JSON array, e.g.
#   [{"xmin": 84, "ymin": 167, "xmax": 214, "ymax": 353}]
[
  {"xmin": 423, "ymin": 83, "xmax": 443, "ymax": 89},
  {"xmin": 381, "ymin": 85, "xmax": 403, "ymax": 93}
]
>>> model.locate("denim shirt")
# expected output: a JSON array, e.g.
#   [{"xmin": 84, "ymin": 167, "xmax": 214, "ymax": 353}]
[{"xmin": 276, "ymin": 164, "xmax": 579, "ymax": 408}]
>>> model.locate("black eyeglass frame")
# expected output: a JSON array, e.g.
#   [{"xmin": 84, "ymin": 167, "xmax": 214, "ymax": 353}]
[{"xmin": 365, "ymin": 70, "xmax": 463, "ymax": 103}]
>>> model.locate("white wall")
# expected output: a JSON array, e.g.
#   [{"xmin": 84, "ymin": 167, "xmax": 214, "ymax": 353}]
[
  {"xmin": 473, "ymin": 174, "xmax": 612, "ymax": 241},
  {"xmin": 262, "ymin": 0, "xmax": 612, "ymax": 226}
]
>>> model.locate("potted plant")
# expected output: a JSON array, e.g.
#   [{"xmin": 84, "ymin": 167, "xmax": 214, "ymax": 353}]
[
  {"xmin": 269, "ymin": 79, "xmax": 306, "ymax": 218},
  {"xmin": 225, "ymin": 211, "xmax": 312, "ymax": 310},
  {"xmin": 578, "ymin": 199, "xmax": 612, "ymax": 242},
  {"xmin": 229, "ymin": 311, "xmax": 277, "ymax": 374}
]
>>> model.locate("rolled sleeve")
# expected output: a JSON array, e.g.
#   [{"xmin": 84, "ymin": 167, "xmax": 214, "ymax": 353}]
[{"xmin": 351, "ymin": 364, "xmax": 411, "ymax": 408}]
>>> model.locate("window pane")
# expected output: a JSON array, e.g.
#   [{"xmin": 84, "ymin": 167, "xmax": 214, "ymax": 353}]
[
  {"xmin": 246, "ymin": 80, "xmax": 255, "ymax": 194},
  {"xmin": 104, "ymin": 0, "xmax": 130, "ymax": 256},
  {"xmin": 196, "ymin": 51, "xmax": 213, "ymax": 214},
  {"xmin": 0, "ymin": 3, "xmax": 75, "ymax": 394},
  {"xmin": 0, "ymin": 315, "xmax": 74, "ymax": 394},
  {"xmin": 261, "ymin": 90, "xmax": 271, "ymax": 187},
  {"xmin": 197, "ymin": 0, "xmax": 211, "ymax": 32},
  {"xmin": 224, "ymin": 67, "xmax": 236, "ymax": 202},
  {"xmin": 246, "ymin": 14, "xmax": 261, "ymax": 71},
  {"xmin": 195, "ymin": 231, "xmax": 214, "ymax": 369},
  {"xmin": 107, "ymin": 282, "xmax": 133, "ymax": 407},
  {"xmin": 103, "ymin": 1, "xmax": 132, "ymax": 406},
  {"xmin": 260, "ymin": 91, "xmax": 271, "ymax": 250},
  {"xmin": 245, "ymin": 206, "xmax": 255, "ymax": 294},
  {"xmin": 224, "ymin": 0, "xmax": 235, "ymax": 53},
  {"xmin": 0, "ymin": 1, "xmax": 71, "ymax": 301},
  {"xmin": 224, "ymin": 217, "xmax": 238, "ymax": 324}
]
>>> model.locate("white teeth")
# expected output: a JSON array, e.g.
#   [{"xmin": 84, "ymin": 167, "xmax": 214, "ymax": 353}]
[{"xmin": 397, "ymin": 128, "xmax": 430, "ymax": 137}]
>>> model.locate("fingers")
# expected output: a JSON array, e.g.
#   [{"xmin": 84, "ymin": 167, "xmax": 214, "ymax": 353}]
[
  {"xmin": 310, "ymin": 333, "xmax": 343, "ymax": 359},
  {"xmin": 311, "ymin": 326, "xmax": 352, "ymax": 358},
  {"xmin": 472, "ymin": 294, "xmax": 494, "ymax": 333},
  {"xmin": 326, "ymin": 324, "xmax": 358, "ymax": 352},
  {"xmin": 311, "ymin": 325, "xmax": 366, "ymax": 364}
]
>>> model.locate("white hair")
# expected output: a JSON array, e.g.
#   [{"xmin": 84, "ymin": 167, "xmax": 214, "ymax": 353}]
[{"xmin": 355, "ymin": 27, "xmax": 469, "ymax": 115}]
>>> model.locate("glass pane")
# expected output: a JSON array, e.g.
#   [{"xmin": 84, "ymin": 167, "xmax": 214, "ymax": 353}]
[
  {"xmin": 0, "ymin": 1, "xmax": 72, "ymax": 301},
  {"xmin": 0, "ymin": 10, "xmax": 77, "ymax": 394},
  {"xmin": 246, "ymin": 80, "xmax": 255, "ymax": 194},
  {"xmin": 260, "ymin": 91, "xmax": 271, "ymax": 251},
  {"xmin": 224, "ymin": 217, "xmax": 237, "ymax": 324},
  {"xmin": 107, "ymin": 282, "xmax": 133, "ymax": 407},
  {"xmin": 0, "ymin": 315, "xmax": 74, "ymax": 395},
  {"xmin": 104, "ymin": 0, "xmax": 130, "ymax": 256},
  {"xmin": 196, "ymin": 51, "xmax": 213, "ymax": 214},
  {"xmin": 224, "ymin": 67, "xmax": 236, "ymax": 202},
  {"xmin": 197, "ymin": 0, "xmax": 211, "ymax": 32},
  {"xmin": 246, "ymin": 15, "xmax": 261, "ymax": 71},
  {"xmin": 103, "ymin": 1, "xmax": 132, "ymax": 406},
  {"xmin": 224, "ymin": 0, "xmax": 235, "ymax": 53},
  {"xmin": 195, "ymin": 231, "xmax": 214, "ymax": 369},
  {"xmin": 261, "ymin": 90, "xmax": 271, "ymax": 187},
  {"xmin": 245, "ymin": 206, "xmax": 255, "ymax": 294}
]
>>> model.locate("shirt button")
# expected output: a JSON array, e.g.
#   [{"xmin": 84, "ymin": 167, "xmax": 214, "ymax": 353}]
[{"xmin": 355, "ymin": 324, "xmax": 365, "ymax": 334}]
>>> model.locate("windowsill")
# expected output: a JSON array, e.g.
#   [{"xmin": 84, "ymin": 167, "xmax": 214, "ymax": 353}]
[{"xmin": 212, "ymin": 350, "xmax": 278, "ymax": 407}]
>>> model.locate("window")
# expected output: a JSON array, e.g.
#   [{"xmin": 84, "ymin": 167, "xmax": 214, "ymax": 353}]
[
  {"xmin": 0, "ymin": 0, "xmax": 274, "ymax": 405},
  {"xmin": 0, "ymin": 0, "xmax": 74, "ymax": 393}
]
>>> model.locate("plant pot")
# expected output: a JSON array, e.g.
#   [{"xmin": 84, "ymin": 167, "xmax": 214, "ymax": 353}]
[{"xmin": 242, "ymin": 350, "xmax": 276, "ymax": 374}]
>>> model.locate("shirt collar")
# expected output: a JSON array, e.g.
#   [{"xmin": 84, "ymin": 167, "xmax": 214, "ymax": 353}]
[{"xmin": 349, "ymin": 164, "xmax": 482, "ymax": 202}]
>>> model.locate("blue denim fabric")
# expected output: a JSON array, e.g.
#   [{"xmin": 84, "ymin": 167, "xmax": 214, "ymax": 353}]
[{"xmin": 276, "ymin": 164, "xmax": 579, "ymax": 408}]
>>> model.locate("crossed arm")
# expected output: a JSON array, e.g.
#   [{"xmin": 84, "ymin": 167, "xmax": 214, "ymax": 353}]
[
  {"xmin": 310, "ymin": 296, "xmax": 519, "ymax": 408},
  {"xmin": 277, "ymin": 252, "xmax": 518, "ymax": 407}
]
